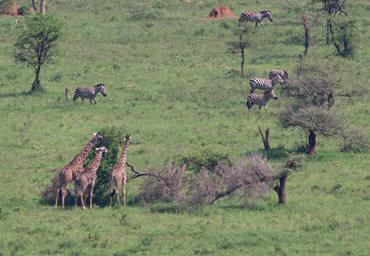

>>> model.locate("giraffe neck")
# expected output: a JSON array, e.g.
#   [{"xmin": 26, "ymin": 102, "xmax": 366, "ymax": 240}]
[
  {"xmin": 118, "ymin": 139, "xmax": 130, "ymax": 166},
  {"xmin": 87, "ymin": 151, "xmax": 103, "ymax": 173},
  {"xmin": 70, "ymin": 135, "xmax": 98, "ymax": 166}
]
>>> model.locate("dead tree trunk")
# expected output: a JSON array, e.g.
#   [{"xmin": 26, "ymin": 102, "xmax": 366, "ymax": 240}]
[
  {"xmin": 258, "ymin": 126, "xmax": 270, "ymax": 151},
  {"xmin": 40, "ymin": 0, "xmax": 46, "ymax": 15},
  {"xmin": 302, "ymin": 15, "xmax": 313, "ymax": 56},
  {"xmin": 64, "ymin": 88, "xmax": 69, "ymax": 102},
  {"xmin": 326, "ymin": 18, "xmax": 333, "ymax": 45},
  {"xmin": 274, "ymin": 173, "xmax": 287, "ymax": 204},
  {"xmin": 32, "ymin": 0, "xmax": 37, "ymax": 11},
  {"xmin": 239, "ymin": 32, "xmax": 246, "ymax": 76},
  {"xmin": 307, "ymin": 130, "xmax": 316, "ymax": 155}
]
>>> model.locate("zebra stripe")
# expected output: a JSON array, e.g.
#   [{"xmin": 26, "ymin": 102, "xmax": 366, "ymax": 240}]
[
  {"xmin": 249, "ymin": 76, "xmax": 284, "ymax": 93},
  {"xmin": 269, "ymin": 69, "xmax": 289, "ymax": 81},
  {"xmin": 239, "ymin": 10, "xmax": 273, "ymax": 26},
  {"xmin": 73, "ymin": 83, "xmax": 107, "ymax": 104},
  {"xmin": 246, "ymin": 90, "xmax": 278, "ymax": 110}
]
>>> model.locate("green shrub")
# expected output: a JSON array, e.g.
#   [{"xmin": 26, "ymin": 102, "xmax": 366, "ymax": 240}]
[
  {"xmin": 17, "ymin": 6, "xmax": 28, "ymax": 15},
  {"xmin": 85, "ymin": 126, "xmax": 125, "ymax": 205}
]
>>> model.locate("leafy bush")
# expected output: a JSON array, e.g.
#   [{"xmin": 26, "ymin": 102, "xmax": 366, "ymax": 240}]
[
  {"xmin": 89, "ymin": 127, "xmax": 125, "ymax": 205},
  {"xmin": 341, "ymin": 126, "xmax": 369, "ymax": 152},
  {"xmin": 17, "ymin": 6, "xmax": 28, "ymax": 15},
  {"xmin": 332, "ymin": 19, "xmax": 358, "ymax": 57}
]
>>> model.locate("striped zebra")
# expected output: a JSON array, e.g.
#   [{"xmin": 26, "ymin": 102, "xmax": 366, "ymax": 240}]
[
  {"xmin": 249, "ymin": 76, "xmax": 285, "ymax": 93},
  {"xmin": 73, "ymin": 83, "xmax": 107, "ymax": 104},
  {"xmin": 246, "ymin": 89, "xmax": 278, "ymax": 110},
  {"xmin": 269, "ymin": 69, "xmax": 289, "ymax": 82},
  {"xmin": 239, "ymin": 10, "xmax": 273, "ymax": 27}
]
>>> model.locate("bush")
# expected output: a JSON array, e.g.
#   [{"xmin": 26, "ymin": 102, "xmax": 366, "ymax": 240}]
[
  {"xmin": 89, "ymin": 127, "xmax": 125, "ymax": 205},
  {"xmin": 333, "ymin": 19, "xmax": 358, "ymax": 57},
  {"xmin": 341, "ymin": 126, "xmax": 369, "ymax": 152},
  {"xmin": 17, "ymin": 5, "xmax": 28, "ymax": 15}
]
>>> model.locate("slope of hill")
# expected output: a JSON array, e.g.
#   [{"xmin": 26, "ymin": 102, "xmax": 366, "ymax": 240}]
[{"xmin": 0, "ymin": 0, "xmax": 369, "ymax": 255}]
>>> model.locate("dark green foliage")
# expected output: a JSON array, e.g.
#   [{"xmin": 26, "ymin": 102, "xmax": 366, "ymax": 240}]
[
  {"xmin": 0, "ymin": 0, "xmax": 12, "ymax": 14},
  {"xmin": 86, "ymin": 127, "xmax": 124, "ymax": 205},
  {"xmin": 17, "ymin": 6, "xmax": 28, "ymax": 16},
  {"xmin": 14, "ymin": 15, "xmax": 61, "ymax": 91},
  {"xmin": 332, "ymin": 19, "xmax": 358, "ymax": 57}
]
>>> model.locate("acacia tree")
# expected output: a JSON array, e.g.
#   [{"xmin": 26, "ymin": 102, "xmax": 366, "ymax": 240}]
[
  {"xmin": 14, "ymin": 15, "xmax": 61, "ymax": 92},
  {"xmin": 279, "ymin": 62, "xmax": 343, "ymax": 154},
  {"xmin": 314, "ymin": 0, "xmax": 347, "ymax": 44}
]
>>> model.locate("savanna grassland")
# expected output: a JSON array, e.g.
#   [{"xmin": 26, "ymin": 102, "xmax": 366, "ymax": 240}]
[{"xmin": 0, "ymin": 0, "xmax": 369, "ymax": 255}]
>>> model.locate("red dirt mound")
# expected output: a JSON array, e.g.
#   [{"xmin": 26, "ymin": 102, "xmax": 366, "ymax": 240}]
[
  {"xmin": 207, "ymin": 6, "xmax": 237, "ymax": 19},
  {"xmin": 1, "ymin": 1, "xmax": 20, "ymax": 16}
]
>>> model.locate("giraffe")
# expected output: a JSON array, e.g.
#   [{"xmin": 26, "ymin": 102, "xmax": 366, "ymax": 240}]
[
  {"xmin": 109, "ymin": 134, "xmax": 130, "ymax": 207},
  {"xmin": 74, "ymin": 146, "xmax": 108, "ymax": 210},
  {"xmin": 54, "ymin": 132, "xmax": 103, "ymax": 208}
]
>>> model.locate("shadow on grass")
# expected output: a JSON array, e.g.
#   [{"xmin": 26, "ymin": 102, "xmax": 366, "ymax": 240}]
[
  {"xmin": 0, "ymin": 91, "xmax": 32, "ymax": 98},
  {"xmin": 244, "ymin": 145, "xmax": 289, "ymax": 160}
]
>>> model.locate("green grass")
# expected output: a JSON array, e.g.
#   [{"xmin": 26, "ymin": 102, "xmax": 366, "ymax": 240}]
[{"xmin": 0, "ymin": 0, "xmax": 369, "ymax": 255}]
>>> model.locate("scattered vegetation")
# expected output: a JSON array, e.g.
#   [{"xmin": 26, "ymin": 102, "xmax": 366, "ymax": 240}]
[{"xmin": 14, "ymin": 15, "xmax": 61, "ymax": 92}]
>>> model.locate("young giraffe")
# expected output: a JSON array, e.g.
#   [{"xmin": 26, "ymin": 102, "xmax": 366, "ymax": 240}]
[
  {"xmin": 55, "ymin": 132, "xmax": 103, "ymax": 208},
  {"xmin": 109, "ymin": 134, "xmax": 130, "ymax": 208},
  {"xmin": 74, "ymin": 146, "xmax": 108, "ymax": 210}
]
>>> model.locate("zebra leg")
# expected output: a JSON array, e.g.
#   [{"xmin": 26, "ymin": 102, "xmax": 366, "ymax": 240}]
[
  {"xmin": 93, "ymin": 97, "xmax": 97, "ymax": 104},
  {"xmin": 89, "ymin": 98, "xmax": 93, "ymax": 104}
]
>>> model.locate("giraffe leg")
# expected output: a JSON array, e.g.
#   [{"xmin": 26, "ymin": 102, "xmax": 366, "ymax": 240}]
[
  {"xmin": 89, "ymin": 185, "xmax": 94, "ymax": 209},
  {"xmin": 61, "ymin": 188, "xmax": 67, "ymax": 209},
  {"xmin": 116, "ymin": 183, "xmax": 121, "ymax": 208},
  {"xmin": 55, "ymin": 189, "xmax": 60, "ymax": 208},
  {"xmin": 123, "ymin": 180, "xmax": 127, "ymax": 208},
  {"xmin": 74, "ymin": 187, "xmax": 78, "ymax": 208},
  {"xmin": 80, "ymin": 195, "xmax": 85, "ymax": 210}
]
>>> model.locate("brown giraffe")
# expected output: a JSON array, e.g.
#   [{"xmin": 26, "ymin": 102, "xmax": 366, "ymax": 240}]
[
  {"xmin": 74, "ymin": 146, "xmax": 108, "ymax": 210},
  {"xmin": 109, "ymin": 134, "xmax": 130, "ymax": 207},
  {"xmin": 55, "ymin": 132, "xmax": 103, "ymax": 208}
]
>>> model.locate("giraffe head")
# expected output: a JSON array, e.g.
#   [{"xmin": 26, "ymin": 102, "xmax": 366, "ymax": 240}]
[
  {"xmin": 93, "ymin": 132, "xmax": 104, "ymax": 140},
  {"xmin": 95, "ymin": 83, "xmax": 107, "ymax": 97},
  {"xmin": 96, "ymin": 146, "xmax": 108, "ymax": 154},
  {"xmin": 261, "ymin": 10, "xmax": 273, "ymax": 22}
]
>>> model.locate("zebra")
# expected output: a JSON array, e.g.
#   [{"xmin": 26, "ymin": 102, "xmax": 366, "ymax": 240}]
[
  {"xmin": 73, "ymin": 83, "xmax": 107, "ymax": 104},
  {"xmin": 246, "ymin": 89, "xmax": 278, "ymax": 110},
  {"xmin": 268, "ymin": 69, "xmax": 289, "ymax": 82},
  {"xmin": 249, "ymin": 76, "xmax": 285, "ymax": 93},
  {"xmin": 239, "ymin": 10, "xmax": 273, "ymax": 27}
]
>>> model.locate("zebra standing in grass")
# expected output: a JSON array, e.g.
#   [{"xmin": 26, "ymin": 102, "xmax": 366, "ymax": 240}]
[
  {"xmin": 73, "ymin": 83, "xmax": 107, "ymax": 104},
  {"xmin": 246, "ymin": 89, "xmax": 278, "ymax": 110},
  {"xmin": 239, "ymin": 10, "xmax": 273, "ymax": 27},
  {"xmin": 269, "ymin": 69, "xmax": 289, "ymax": 82},
  {"xmin": 249, "ymin": 76, "xmax": 285, "ymax": 93}
]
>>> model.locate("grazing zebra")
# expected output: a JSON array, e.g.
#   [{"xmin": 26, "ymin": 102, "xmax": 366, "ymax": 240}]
[
  {"xmin": 73, "ymin": 83, "xmax": 107, "ymax": 104},
  {"xmin": 239, "ymin": 10, "xmax": 273, "ymax": 26},
  {"xmin": 249, "ymin": 76, "xmax": 285, "ymax": 93},
  {"xmin": 246, "ymin": 90, "xmax": 278, "ymax": 110},
  {"xmin": 269, "ymin": 69, "xmax": 289, "ymax": 82}
]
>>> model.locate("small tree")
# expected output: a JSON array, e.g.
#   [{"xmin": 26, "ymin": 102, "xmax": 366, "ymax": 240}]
[
  {"xmin": 14, "ymin": 15, "xmax": 61, "ymax": 92},
  {"xmin": 332, "ymin": 19, "xmax": 357, "ymax": 57},
  {"xmin": 313, "ymin": 0, "xmax": 347, "ymax": 44},
  {"xmin": 279, "ymin": 62, "xmax": 343, "ymax": 154}
]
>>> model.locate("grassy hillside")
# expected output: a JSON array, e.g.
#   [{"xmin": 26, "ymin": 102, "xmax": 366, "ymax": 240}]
[{"xmin": 0, "ymin": 0, "xmax": 369, "ymax": 255}]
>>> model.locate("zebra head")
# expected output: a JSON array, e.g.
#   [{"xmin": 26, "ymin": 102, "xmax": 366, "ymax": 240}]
[
  {"xmin": 261, "ymin": 10, "xmax": 273, "ymax": 22},
  {"xmin": 272, "ymin": 75, "xmax": 286, "ymax": 85},
  {"xmin": 95, "ymin": 83, "xmax": 107, "ymax": 97},
  {"xmin": 265, "ymin": 90, "xmax": 278, "ymax": 100}
]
